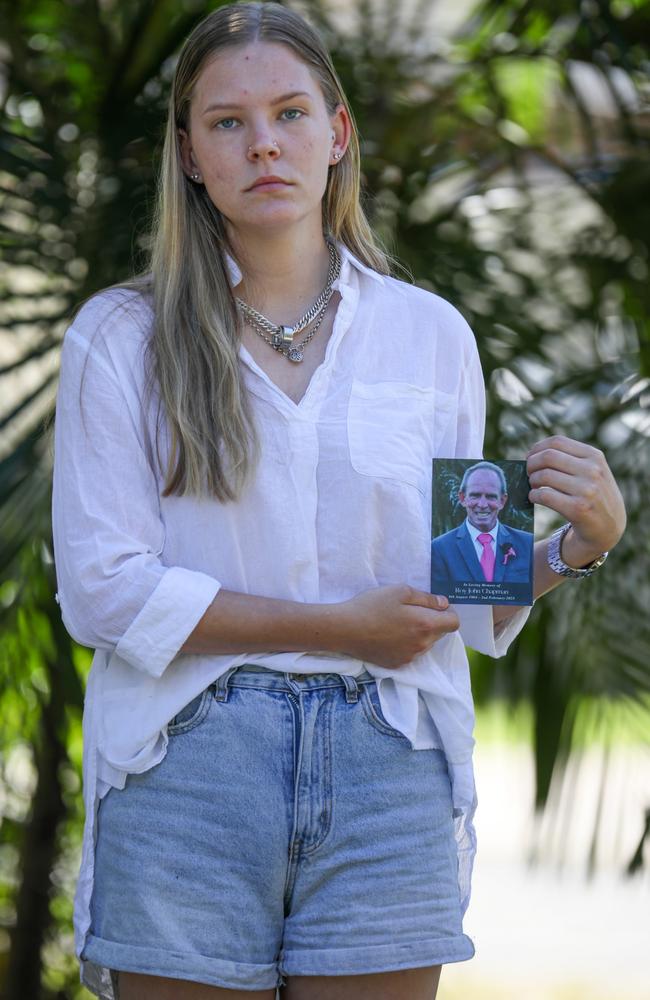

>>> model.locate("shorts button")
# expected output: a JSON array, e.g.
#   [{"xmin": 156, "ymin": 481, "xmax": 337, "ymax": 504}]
[{"xmin": 291, "ymin": 673, "xmax": 307, "ymax": 681}]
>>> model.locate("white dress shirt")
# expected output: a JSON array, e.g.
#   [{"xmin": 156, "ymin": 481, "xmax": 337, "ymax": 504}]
[{"xmin": 52, "ymin": 242, "xmax": 530, "ymax": 998}]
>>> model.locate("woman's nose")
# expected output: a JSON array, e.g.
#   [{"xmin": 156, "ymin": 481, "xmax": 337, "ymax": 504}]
[{"xmin": 247, "ymin": 136, "xmax": 280, "ymax": 160}]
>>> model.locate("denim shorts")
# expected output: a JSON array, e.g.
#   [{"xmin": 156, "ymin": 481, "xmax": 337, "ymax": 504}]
[{"xmin": 83, "ymin": 665, "xmax": 474, "ymax": 992}]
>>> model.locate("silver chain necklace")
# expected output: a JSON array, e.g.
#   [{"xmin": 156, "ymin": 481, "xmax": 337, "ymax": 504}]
[{"xmin": 235, "ymin": 240, "xmax": 341, "ymax": 363}]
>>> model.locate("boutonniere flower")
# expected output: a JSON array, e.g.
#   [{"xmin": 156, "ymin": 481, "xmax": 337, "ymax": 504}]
[{"xmin": 500, "ymin": 543, "xmax": 517, "ymax": 566}]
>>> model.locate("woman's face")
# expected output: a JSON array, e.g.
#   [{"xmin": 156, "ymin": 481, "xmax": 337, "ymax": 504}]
[{"xmin": 179, "ymin": 41, "xmax": 350, "ymax": 239}]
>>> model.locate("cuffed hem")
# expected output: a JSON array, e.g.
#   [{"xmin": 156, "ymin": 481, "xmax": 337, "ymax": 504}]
[
  {"xmin": 279, "ymin": 933, "xmax": 475, "ymax": 977},
  {"xmin": 81, "ymin": 936, "xmax": 280, "ymax": 995},
  {"xmin": 114, "ymin": 566, "xmax": 221, "ymax": 678}
]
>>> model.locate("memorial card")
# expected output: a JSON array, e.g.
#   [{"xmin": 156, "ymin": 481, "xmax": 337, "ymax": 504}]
[{"xmin": 430, "ymin": 459, "xmax": 534, "ymax": 606}]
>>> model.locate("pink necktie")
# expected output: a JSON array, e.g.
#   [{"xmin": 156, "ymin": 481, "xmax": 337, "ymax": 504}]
[{"xmin": 478, "ymin": 533, "xmax": 495, "ymax": 582}]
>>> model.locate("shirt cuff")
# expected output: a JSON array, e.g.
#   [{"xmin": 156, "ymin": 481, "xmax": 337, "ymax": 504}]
[
  {"xmin": 454, "ymin": 602, "xmax": 531, "ymax": 658},
  {"xmin": 114, "ymin": 566, "xmax": 221, "ymax": 678}
]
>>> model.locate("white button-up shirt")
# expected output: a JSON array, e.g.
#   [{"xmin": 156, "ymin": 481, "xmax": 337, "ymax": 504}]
[{"xmin": 52, "ymin": 242, "xmax": 529, "ymax": 997}]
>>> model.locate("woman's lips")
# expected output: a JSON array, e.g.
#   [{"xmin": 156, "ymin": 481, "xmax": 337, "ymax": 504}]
[{"xmin": 248, "ymin": 178, "xmax": 291, "ymax": 191}]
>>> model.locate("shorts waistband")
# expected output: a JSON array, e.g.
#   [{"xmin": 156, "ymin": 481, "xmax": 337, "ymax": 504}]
[{"xmin": 212, "ymin": 664, "xmax": 376, "ymax": 704}]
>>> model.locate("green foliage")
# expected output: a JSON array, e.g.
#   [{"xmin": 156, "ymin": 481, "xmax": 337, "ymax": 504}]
[{"xmin": 1, "ymin": 0, "xmax": 649, "ymax": 995}]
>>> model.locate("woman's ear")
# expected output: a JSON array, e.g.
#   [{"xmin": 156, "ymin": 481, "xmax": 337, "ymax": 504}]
[{"xmin": 329, "ymin": 103, "xmax": 352, "ymax": 161}]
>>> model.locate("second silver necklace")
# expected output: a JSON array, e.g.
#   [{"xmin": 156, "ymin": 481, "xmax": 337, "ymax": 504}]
[{"xmin": 236, "ymin": 241, "xmax": 341, "ymax": 363}]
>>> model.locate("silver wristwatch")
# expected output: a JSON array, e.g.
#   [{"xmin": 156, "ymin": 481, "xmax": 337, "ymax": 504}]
[{"xmin": 547, "ymin": 523, "xmax": 608, "ymax": 578}]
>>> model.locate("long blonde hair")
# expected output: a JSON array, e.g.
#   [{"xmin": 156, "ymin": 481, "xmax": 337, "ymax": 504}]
[{"xmin": 141, "ymin": 1, "xmax": 392, "ymax": 501}]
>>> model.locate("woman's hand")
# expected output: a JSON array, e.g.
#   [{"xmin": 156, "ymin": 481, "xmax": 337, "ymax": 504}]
[
  {"xmin": 527, "ymin": 435, "xmax": 626, "ymax": 566},
  {"xmin": 335, "ymin": 584, "xmax": 459, "ymax": 669}
]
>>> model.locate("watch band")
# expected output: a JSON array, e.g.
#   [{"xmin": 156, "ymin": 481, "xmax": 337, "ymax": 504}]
[{"xmin": 547, "ymin": 523, "xmax": 608, "ymax": 578}]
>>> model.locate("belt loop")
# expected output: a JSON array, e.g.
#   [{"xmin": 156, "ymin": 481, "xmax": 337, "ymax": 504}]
[
  {"xmin": 341, "ymin": 673, "xmax": 359, "ymax": 703},
  {"xmin": 214, "ymin": 665, "xmax": 241, "ymax": 703}
]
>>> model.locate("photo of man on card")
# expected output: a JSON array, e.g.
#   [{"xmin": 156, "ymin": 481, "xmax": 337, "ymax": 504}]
[{"xmin": 431, "ymin": 460, "xmax": 534, "ymax": 606}]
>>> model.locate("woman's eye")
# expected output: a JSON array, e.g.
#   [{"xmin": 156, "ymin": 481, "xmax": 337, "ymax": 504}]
[
  {"xmin": 281, "ymin": 108, "xmax": 304, "ymax": 120},
  {"xmin": 214, "ymin": 118, "xmax": 238, "ymax": 129}
]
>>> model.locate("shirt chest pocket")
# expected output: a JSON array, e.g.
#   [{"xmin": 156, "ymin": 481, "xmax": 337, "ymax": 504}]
[{"xmin": 346, "ymin": 379, "xmax": 454, "ymax": 494}]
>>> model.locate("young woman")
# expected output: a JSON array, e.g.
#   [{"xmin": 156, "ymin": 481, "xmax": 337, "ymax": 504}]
[{"xmin": 52, "ymin": 4, "xmax": 625, "ymax": 999}]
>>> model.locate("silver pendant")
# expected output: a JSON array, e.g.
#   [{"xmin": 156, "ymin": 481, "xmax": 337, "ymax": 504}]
[
  {"xmin": 287, "ymin": 348, "xmax": 303, "ymax": 363},
  {"xmin": 281, "ymin": 325, "xmax": 295, "ymax": 348}
]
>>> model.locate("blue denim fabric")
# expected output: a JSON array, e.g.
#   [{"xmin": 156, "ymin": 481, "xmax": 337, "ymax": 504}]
[{"xmin": 83, "ymin": 665, "xmax": 474, "ymax": 992}]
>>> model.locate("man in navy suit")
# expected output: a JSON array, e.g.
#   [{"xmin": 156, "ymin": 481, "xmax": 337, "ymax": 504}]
[{"xmin": 431, "ymin": 461, "xmax": 533, "ymax": 591}]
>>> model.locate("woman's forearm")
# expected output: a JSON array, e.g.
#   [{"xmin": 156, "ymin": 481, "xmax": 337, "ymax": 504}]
[
  {"xmin": 180, "ymin": 589, "xmax": 344, "ymax": 655},
  {"xmin": 180, "ymin": 584, "xmax": 461, "ymax": 669}
]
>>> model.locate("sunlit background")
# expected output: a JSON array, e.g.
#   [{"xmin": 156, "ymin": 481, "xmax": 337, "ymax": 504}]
[{"xmin": 1, "ymin": 1, "xmax": 648, "ymax": 998}]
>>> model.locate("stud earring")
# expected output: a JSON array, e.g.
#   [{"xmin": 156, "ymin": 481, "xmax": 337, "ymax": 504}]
[
  {"xmin": 333, "ymin": 152, "xmax": 342, "ymax": 160},
  {"xmin": 191, "ymin": 172, "xmax": 201, "ymax": 181}
]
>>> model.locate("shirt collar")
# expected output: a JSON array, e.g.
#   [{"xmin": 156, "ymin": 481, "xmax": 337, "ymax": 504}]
[
  {"xmin": 337, "ymin": 241, "xmax": 385, "ymax": 285},
  {"xmin": 224, "ymin": 239, "xmax": 385, "ymax": 290},
  {"xmin": 465, "ymin": 519, "xmax": 500, "ymax": 544}
]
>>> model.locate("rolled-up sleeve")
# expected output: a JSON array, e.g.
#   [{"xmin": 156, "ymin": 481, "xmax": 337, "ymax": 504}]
[{"xmin": 52, "ymin": 307, "xmax": 220, "ymax": 678}]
